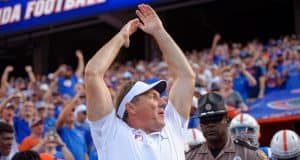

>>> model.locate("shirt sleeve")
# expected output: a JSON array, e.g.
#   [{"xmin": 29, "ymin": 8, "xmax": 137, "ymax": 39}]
[
  {"xmin": 13, "ymin": 117, "xmax": 25, "ymax": 144},
  {"xmin": 19, "ymin": 137, "xmax": 30, "ymax": 151},
  {"xmin": 165, "ymin": 101, "xmax": 189, "ymax": 136},
  {"xmin": 88, "ymin": 109, "xmax": 122, "ymax": 148},
  {"xmin": 19, "ymin": 137, "xmax": 37, "ymax": 151}
]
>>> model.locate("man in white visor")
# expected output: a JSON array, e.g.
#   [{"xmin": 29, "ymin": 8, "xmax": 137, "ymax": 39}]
[{"xmin": 85, "ymin": 4, "xmax": 195, "ymax": 160}]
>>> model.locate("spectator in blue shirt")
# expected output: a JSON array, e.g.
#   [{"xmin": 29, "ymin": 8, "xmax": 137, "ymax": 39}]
[
  {"xmin": 243, "ymin": 54, "xmax": 266, "ymax": 102},
  {"xmin": 231, "ymin": 59, "xmax": 257, "ymax": 102},
  {"xmin": 74, "ymin": 104, "xmax": 93, "ymax": 153},
  {"xmin": 265, "ymin": 60, "xmax": 282, "ymax": 94},
  {"xmin": 284, "ymin": 51, "xmax": 300, "ymax": 90},
  {"xmin": 14, "ymin": 101, "xmax": 35, "ymax": 144},
  {"xmin": 55, "ymin": 50, "xmax": 85, "ymax": 97},
  {"xmin": 56, "ymin": 92, "xmax": 88, "ymax": 160},
  {"xmin": 38, "ymin": 103, "xmax": 57, "ymax": 134}
]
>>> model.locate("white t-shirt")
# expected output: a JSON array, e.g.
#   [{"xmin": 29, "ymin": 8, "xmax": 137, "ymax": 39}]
[{"xmin": 89, "ymin": 102, "xmax": 188, "ymax": 160}]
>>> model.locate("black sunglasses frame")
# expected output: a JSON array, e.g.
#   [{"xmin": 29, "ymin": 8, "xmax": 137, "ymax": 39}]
[{"xmin": 200, "ymin": 114, "xmax": 226, "ymax": 125}]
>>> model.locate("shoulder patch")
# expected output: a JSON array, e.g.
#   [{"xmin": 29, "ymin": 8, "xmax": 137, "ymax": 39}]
[
  {"xmin": 256, "ymin": 150, "xmax": 268, "ymax": 160},
  {"xmin": 233, "ymin": 139, "xmax": 257, "ymax": 151}
]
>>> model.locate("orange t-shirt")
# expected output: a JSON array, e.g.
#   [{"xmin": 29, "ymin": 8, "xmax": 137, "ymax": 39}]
[
  {"xmin": 19, "ymin": 135, "xmax": 40, "ymax": 151},
  {"xmin": 40, "ymin": 153, "xmax": 54, "ymax": 160}
]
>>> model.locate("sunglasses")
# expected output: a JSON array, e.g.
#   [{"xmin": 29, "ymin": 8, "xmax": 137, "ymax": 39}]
[{"xmin": 200, "ymin": 114, "xmax": 226, "ymax": 125}]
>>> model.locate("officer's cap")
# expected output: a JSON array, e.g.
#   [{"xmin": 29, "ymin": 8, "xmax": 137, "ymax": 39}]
[{"xmin": 197, "ymin": 92, "xmax": 227, "ymax": 118}]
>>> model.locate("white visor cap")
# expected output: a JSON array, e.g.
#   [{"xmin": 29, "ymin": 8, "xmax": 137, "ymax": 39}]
[{"xmin": 117, "ymin": 80, "xmax": 167, "ymax": 118}]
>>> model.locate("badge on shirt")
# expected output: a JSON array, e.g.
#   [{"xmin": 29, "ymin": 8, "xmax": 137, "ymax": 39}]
[
  {"xmin": 256, "ymin": 150, "xmax": 268, "ymax": 160},
  {"xmin": 133, "ymin": 130, "xmax": 143, "ymax": 141},
  {"xmin": 233, "ymin": 156, "xmax": 241, "ymax": 160}
]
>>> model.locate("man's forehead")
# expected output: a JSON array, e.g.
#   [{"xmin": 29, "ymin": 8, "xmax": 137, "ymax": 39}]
[
  {"xmin": 139, "ymin": 89, "xmax": 160, "ymax": 97},
  {"xmin": 137, "ymin": 89, "xmax": 159, "ymax": 97},
  {"xmin": 147, "ymin": 89, "xmax": 160, "ymax": 94}
]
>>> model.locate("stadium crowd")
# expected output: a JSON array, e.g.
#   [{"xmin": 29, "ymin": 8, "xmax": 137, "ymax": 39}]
[{"xmin": 0, "ymin": 5, "xmax": 300, "ymax": 160}]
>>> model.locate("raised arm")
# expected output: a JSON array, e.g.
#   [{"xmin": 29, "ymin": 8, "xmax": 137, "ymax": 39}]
[
  {"xmin": 25, "ymin": 65, "xmax": 36, "ymax": 84},
  {"xmin": 53, "ymin": 65, "xmax": 66, "ymax": 79},
  {"xmin": 239, "ymin": 103, "xmax": 248, "ymax": 113},
  {"xmin": 75, "ymin": 50, "xmax": 85, "ymax": 78},
  {"xmin": 43, "ymin": 66, "xmax": 63, "ymax": 102},
  {"xmin": 258, "ymin": 76, "xmax": 266, "ymax": 98},
  {"xmin": 56, "ymin": 93, "xmax": 80, "ymax": 129},
  {"xmin": 85, "ymin": 19, "xmax": 141, "ymax": 121},
  {"xmin": 136, "ymin": 4, "xmax": 195, "ymax": 119},
  {"xmin": 208, "ymin": 33, "xmax": 221, "ymax": 56},
  {"xmin": 43, "ymin": 79, "xmax": 57, "ymax": 103},
  {"xmin": 0, "ymin": 94, "xmax": 15, "ymax": 114},
  {"xmin": 241, "ymin": 64, "xmax": 257, "ymax": 86},
  {"xmin": 1, "ymin": 65, "xmax": 14, "ymax": 91}
]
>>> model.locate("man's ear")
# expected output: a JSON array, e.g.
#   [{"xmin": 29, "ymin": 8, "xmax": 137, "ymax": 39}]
[{"xmin": 125, "ymin": 102, "xmax": 136, "ymax": 115}]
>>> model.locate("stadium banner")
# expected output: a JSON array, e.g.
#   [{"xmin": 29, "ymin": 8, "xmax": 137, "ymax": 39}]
[
  {"xmin": 0, "ymin": 0, "xmax": 159, "ymax": 35},
  {"xmin": 249, "ymin": 88, "xmax": 300, "ymax": 123}
]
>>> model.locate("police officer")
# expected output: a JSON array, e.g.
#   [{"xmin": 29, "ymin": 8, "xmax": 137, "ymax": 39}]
[{"xmin": 186, "ymin": 93, "xmax": 267, "ymax": 160}]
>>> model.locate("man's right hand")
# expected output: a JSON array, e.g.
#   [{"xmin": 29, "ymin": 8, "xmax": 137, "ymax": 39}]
[{"xmin": 119, "ymin": 18, "xmax": 141, "ymax": 48}]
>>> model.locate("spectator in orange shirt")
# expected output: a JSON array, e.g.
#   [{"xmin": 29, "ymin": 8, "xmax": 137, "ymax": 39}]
[
  {"xmin": 19, "ymin": 118, "xmax": 44, "ymax": 151},
  {"xmin": 34, "ymin": 132, "xmax": 74, "ymax": 160}
]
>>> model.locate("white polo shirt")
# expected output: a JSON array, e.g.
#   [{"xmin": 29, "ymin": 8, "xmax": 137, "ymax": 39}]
[{"xmin": 89, "ymin": 102, "xmax": 188, "ymax": 160}]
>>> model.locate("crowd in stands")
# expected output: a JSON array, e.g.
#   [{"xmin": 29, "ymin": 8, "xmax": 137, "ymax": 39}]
[{"xmin": 0, "ymin": 33, "xmax": 300, "ymax": 160}]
